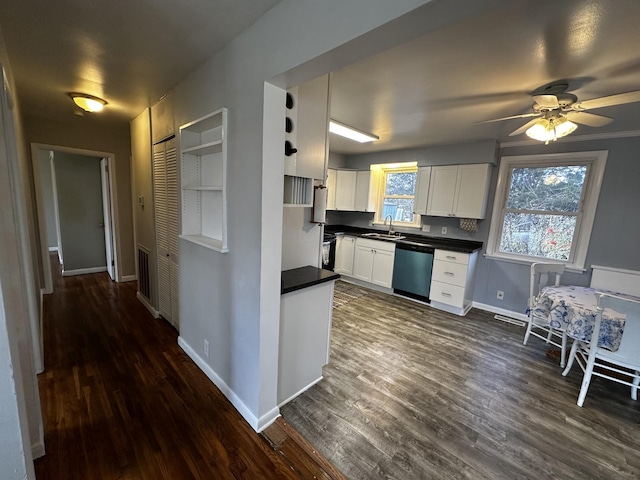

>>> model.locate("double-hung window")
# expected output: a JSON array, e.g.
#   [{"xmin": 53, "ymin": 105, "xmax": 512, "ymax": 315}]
[
  {"xmin": 372, "ymin": 162, "xmax": 420, "ymax": 228},
  {"xmin": 486, "ymin": 151, "xmax": 607, "ymax": 270}
]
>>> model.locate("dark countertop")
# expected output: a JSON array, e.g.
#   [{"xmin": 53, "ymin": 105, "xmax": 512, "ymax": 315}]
[
  {"xmin": 324, "ymin": 224, "xmax": 483, "ymax": 254},
  {"xmin": 281, "ymin": 266, "xmax": 340, "ymax": 295}
]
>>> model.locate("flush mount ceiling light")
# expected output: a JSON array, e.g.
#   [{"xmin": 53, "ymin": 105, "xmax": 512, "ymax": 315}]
[
  {"xmin": 69, "ymin": 93, "xmax": 107, "ymax": 113},
  {"xmin": 525, "ymin": 116, "xmax": 577, "ymax": 144},
  {"xmin": 329, "ymin": 120, "xmax": 379, "ymax": 143}
]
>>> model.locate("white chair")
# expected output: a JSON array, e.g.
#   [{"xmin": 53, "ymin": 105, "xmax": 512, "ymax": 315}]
[
  {"xmin": 523, "ymin": 262, "xmax": 567, "ymax": 367},
  {"xmin": 562, "ymin": 293, "xmax": 640, "ymax": 407}
]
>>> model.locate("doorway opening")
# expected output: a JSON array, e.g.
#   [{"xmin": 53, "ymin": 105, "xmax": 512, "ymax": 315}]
[{"xmin": 31, "ymin": 143, "xmax": 119, "ymax": 293}]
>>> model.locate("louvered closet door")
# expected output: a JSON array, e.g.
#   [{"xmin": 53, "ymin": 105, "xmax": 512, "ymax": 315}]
[
  {"xmin": 153, "ymin": 141, "xmax": 173, "ymax": 324},
  {"xmin": 165, "ymin": 140, "xmax": 180, "ymax": 328}
]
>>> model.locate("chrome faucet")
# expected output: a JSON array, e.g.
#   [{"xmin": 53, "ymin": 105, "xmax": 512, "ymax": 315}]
[{"xmin": 384, "ymin": 215, "xmax": 394, "ymax": 235}]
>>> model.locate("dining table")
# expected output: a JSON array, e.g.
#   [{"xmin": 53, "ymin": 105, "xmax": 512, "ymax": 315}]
[{"xmin": 531, "ymin": 285, "xmax": 640, "ymax": 352}]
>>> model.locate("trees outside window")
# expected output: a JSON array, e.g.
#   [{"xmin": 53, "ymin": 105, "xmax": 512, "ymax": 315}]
[
  {"xmin": 372, "ymin": 163, "xmax": 420, "ymax": 227},
  {"xmin": 487, "ymin": 152, "xmax": 607, "ymax": 270}
]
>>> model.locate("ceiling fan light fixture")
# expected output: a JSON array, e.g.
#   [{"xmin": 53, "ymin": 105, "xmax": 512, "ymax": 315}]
[
  {"xmin": 329, "ymin": 120, "xmax": 379, "ymax": 143},
  {"xmin": 69, "ymin": 93, "xmax": 107, "ymax": 113},
  {"xmin": 526, "ymin": 117, "xmax": 577, "ymax": 143}
]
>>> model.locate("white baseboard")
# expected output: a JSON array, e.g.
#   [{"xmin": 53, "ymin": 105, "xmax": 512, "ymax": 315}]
[
  {"xmin": 136, "ymin": 292, "xmax": 160, "ymax": 318},
  {"xmin": 177, "ymin": 336, "xmax": 279, "ymax": 433},
  {"xmin": 32, "ymin": 439, "xmax": 45, "ymax": 459},
  {"xmin": 472, "ymin": 301, "xmax": 528, "ymax": 322},
  {"xmin": 61, "ymin": 266, "xmax": 107, "ymax": 277},
  {"xmin": 47, "ymin": 246, "xmax": 58, "ymax": 252},
  {"xmin": 120, "ymin": 274, "xmax": 136, "ymax": 283},
  {"xmin": 278, "ymin": 376, "xmax": 323, "ymax": 408}
]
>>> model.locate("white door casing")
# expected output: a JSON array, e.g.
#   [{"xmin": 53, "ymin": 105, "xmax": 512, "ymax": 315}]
[{"xmin": 100, "ymin": 158, "xmax": 116, "ymax": 280}]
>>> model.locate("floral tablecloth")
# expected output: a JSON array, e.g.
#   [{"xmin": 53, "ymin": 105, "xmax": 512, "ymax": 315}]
[{"xmin": 531, "ymin": 285, "xmax": 638, "ymax": 352}]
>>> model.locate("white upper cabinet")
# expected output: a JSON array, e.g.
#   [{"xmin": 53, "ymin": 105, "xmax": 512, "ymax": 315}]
[
  {"xmin": 335, "ymin": 170, "xmax": 357, "ymax": 210},
  {"xmin": 354, "ymin": 170, "xmax": 371, "ymax": 212},
  {"xmin": 427, "ymin": 164, "xmax": 491, "ymax": 219},
  {"xmin": 426, "ymin": 165, "xmax": 458, "ymax": 217},
  {"xmin": 332, "ymin": 169, "xmax": 374, "ymax": 212},
  {"xmin": 413, "ymin": 166, "xmax": 432, "ymax": 215},
  {"xmin": 284, "ymin": 75, "xmax": 329, "ymax": 181},
  {"xmin": 326, "ymin": 168, "xmax": 336, "ymax": 210},
  {"xmin": 454, "ymin": 163, "xmax": 492, "ymax": 218}
]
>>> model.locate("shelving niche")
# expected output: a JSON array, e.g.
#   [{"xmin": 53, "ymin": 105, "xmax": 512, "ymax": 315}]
[{"xmin": 179, "ymin": 107, "xmax": 228, "ymax": 253}]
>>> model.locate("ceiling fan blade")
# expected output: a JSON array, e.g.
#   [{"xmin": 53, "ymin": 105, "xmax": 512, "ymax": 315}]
[
  {"xmin": 574, "ymin": 90, "xmax": 640, "ymax": 110},
  {"xmin": 565, "ymin": 111, "xmax": 613, "ymax": 127},
  {"xmin": 509, "ymin": 118, "xmax": 542, "ymax": 137},
  {"xmin": 476, "ymin": 112, "xmax": 540, "ymax": 124},
  {"xmin": 533, "ymin": 94, "xmax": 560, "ymax": 109}
]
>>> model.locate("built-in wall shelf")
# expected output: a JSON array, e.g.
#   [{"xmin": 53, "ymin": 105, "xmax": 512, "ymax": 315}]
[
  {"xmin": 182, "ymin": 141, "xmax": 223, "ymax": 156},
  {"xmin": 180, "ymin": 108, "xmax": 228, "ymax": 253},
  {"xmin": 283, "ymin": 175, "xmax": 313, "ymax": 207},
  {"xmin": 183, "ymin": 185, "xmax": 223, "ymax": 191}
]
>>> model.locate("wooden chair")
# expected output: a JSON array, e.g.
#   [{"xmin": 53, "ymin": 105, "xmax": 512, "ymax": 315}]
[
  {"xmin": 523, "ymin": 262, "xmax": 567, "ymax": 366},
  {"xmin": 562, "ymin": 293, "xmax": 640, "ymax": 407}
]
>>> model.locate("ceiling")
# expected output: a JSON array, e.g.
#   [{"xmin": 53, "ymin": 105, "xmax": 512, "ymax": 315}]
[
  {"xmin": 0, "ymin": 0, "xmax": 281, "ymax": 123},
  {"xmin": 2, "ymin": 0, "xmax": 640, "ymax": 154},
  {"xmin": 328, "ymin": 0, "xmax": 640, "ymax": 154}
]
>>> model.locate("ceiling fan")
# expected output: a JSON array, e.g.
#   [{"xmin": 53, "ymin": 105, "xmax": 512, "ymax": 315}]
[{"xmin": 480, "ymin": 82, "xmax": 640, "ymax": 143}]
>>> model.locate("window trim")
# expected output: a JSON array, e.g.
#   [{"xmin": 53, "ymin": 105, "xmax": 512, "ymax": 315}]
[
  {"xmin": 485, "ymin": 151, "xmax": 608, "ymax": 270},
  {"xmin": 371, "ymin": 162, "xmax": 421, "ymax": 228}
]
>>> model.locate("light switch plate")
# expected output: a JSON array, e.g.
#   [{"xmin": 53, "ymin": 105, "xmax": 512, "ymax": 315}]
[
  {"xmin": 422, "ymin": 224, "xmax": 430, "ymax": 232},
  {"xmin": 441, "ymin": 226, "xmax": 447, "ymax": 235}
]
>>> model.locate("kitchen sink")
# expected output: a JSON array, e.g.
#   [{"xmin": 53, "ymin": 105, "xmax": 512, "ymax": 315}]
[{"xmin": 362, "ymin": 232, "xmax": 406, "ymax": 240}]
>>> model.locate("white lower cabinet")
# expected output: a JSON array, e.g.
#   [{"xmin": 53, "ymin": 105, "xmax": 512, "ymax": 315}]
[
  {"xmin": 353, "ymin": 238, "xmax": 395, "ymax": 288},
  {"xmin": 279, "ymin": 281, "xmax": 335, "ymax": 406},
  {"xmin": 429, "ymin": 249, "xmax": 478, "ymax": 316},
  {"xmin": 335, "ymin": 235, "xmax": 355, "ymax": 275}
]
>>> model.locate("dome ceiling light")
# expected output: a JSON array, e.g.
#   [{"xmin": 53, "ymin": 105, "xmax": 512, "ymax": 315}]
[{"xmin": 69, "ymin": 93, "xmax": 107, "ymax": 113}]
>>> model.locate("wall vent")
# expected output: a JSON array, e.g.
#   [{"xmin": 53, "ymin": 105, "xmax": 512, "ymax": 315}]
[{"xmin": 137, "ymin": 245, "xmax": 151, "ymax": 301}]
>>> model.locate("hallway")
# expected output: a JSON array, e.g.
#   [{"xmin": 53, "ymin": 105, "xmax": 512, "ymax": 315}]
[{"xmin": 34, "ymin": 257, "xmax": 300, "ymax": 479}]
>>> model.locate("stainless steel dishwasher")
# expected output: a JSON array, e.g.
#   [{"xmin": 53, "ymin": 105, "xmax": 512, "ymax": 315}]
[{"xmin": 392, "ymin": 241, "xmax": 434, "ymax": 303}]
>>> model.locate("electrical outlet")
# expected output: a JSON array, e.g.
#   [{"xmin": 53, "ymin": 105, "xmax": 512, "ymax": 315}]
[
  {"xmin": 497, "ymin": 290, "xmax": 504, "ymax": 300},
  {"xmin": 368, "ymin": 220, "xmax": 373, "ymax": 226},
  {"xmin": 204, "ymin": 339, "xmax": 210, "ymax": 357},
  {"xmin": 441, "ymin": 226, "xmax": 447, "ymax": 235},
  {"xmin": 422, "ymin": 224, "xmax": 430, "ymax": 233}
]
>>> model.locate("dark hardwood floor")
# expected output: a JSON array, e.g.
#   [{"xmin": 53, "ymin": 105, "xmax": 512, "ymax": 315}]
[
  {"xmin": 34, "ymin": 257, "xmax": 333, "ymax": 479},
  {"xmin": 281, "ymin": 281, "xmax": 640, "ymax": 480}
]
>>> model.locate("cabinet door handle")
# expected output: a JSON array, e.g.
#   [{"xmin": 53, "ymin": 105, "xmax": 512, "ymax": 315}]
[
  {"xmin": 441, "ymin": 292, "xmax": 452, "ymax": 297},
  {"xmin": 444, "ymin": 272, "xmax": 454, "ymax": 276},
  {"xmin": 446, "ymin": 255, "xmax": 457, "ymax": 260}
]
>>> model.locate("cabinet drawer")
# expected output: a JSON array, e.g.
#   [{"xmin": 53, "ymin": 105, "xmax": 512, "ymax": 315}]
[
  {"xmin": 432, "ymin": 260, "xmax": 468, "ymax": 287},
  {"xmin": 434, "ymin": 250, "xmax": 469, "ymax": 265},
  {"xmin": 430, "ymin": 280, "xmax": 465, "ymax": 308}
]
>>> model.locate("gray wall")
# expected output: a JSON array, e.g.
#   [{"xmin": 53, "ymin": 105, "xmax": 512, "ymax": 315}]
[
  {"xmin": 54, "ymin": 153, "xmax": 107, "ymax": 272},
  {"xmin": 165, "ymin": 0, "xmax": 496, "ymax": 430},
  {"xmin": 330, "ymin": 136, "xmax": 640, "ymax": 316},
  {"xmin": 473, "ymin": 136, "xmax": 640, "ymax": 314},
  {"xmin": 24, "ymin": 115, "xmax": 135, "ymax": 277},
  {"xmin": 0, "ymin": 26, "xmax": 39, "ymax": 477}
]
